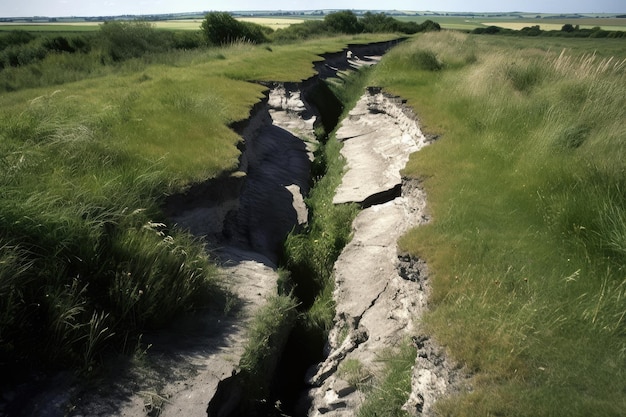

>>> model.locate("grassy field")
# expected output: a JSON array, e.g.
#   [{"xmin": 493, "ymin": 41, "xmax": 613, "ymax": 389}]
[
  {"xmin": 0, "ymin": 17, "xmax": 303, "ymax": 32},
  {"xmin": 0, "ymin": 22, "xmax": 101, "ymax": 31},
  {"xmin": 489, "ymin": 18, "xmax": 626, "ymax": 31},
  {"xmin": 396, "ymin": 15, "xmax": 626, "ymax": 31},
  {"xmin": 2, "ymin": 17, "xmax": 625, "ymax": 414},
  {"xmin": 0, "ymin": 32, "xmax": 395, "ymax": 373},
  {"xmin": 237, "ymin": 17, "xmax": 306, "ymax": 30},
  {"xmin": 4, "ymin": 15, "xmax": 624, "ymax": 33},
  {"xmin": 0, "ymin": 20, "xmax": 203, "ymax": 32},
  {"xmin": 369, "ymin": 32, "xmax": 626, "ymax": 416}
]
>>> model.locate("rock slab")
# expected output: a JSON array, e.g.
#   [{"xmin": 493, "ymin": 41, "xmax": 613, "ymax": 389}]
[{"xmin": 306, "ymin": 89, "xmax": 462, "ymax": 416}]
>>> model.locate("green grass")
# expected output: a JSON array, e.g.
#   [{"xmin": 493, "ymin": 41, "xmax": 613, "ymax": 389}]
[
  {"xmin": 284, "ymin": 66, "xmax": 372, "ymax": 333},
  {"xmin": 368, "ymin": 31, "xmax": 626, "ymax": 416},
  {"xmin": 0, "ymin": 24, "xmax": 102, "ymax": 32},
  {"xmin": 0, "ymin": 34, "xmax": 394, "ymax": 373},
  {"xmin": 237, "ymin": 293, "xmax": 298, "ymax": 409},
  {"xmin": 358, "ymin": 341, "xmax": 417, "ymax": 417}
]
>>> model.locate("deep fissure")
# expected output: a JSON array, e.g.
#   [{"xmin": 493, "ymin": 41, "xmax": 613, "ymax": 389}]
[{"xmin": 196, "ymin": 41, "xmax": 401, "ymax": 415}]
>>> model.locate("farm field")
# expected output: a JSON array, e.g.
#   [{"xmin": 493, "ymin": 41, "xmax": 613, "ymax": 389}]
[
  {"xmin": 0, "ymin": 18, "xmax": 304, "ymax": 32},
  {"xmin": 237, "ymin": 17, "xmax": 306, "ymax": 30},
  {"xmin": 397, "ymin": 15, "xmax": 626, "ymax": 31},
  {"xmin": 2, "ymin": 14, "xmax": 625, "ymax": 33},
  {"xmin": 488, "ymin": 17, "xmax": 626, "ymax": 31},
  {"xmin": 0, "ymin": 22, "xmax": 101, "ymax": 31}
]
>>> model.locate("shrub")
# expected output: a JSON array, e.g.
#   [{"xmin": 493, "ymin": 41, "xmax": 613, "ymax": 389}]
[
  {"xmin": 271, "ymin": 20, "xmax": 331, "ymax": 42},
  {"xmin": 417, "ymin": 19, "xmax": 441, "ymax": 32},
  {"xmin": 201, "ymin": 12, "xmax": 267, "ymax": 45},
  {"xmin": 172, "ymin": 30, "xmax": 205, "ymax": 49},
  {"xmin": 324, "ymin": 10, "xmax": 364, "ymax": 34},
  {"xmin": 0, "ymin": 30, "xmax": 35, "ymax": 50},
  {"xmin": 42, "ymin": 36, "xmax": 76, "ymax": 53},
  {"xmin": 98, "ymin": 20, "xmax": 171, "ymax": 62},
  {"xmin": 504, "ymin": 61, "xmax": 543, "ymax": 92}
]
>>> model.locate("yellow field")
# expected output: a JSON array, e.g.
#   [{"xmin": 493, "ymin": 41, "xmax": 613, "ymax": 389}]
[
  {"xmin": 0, "ymin": 18, "xmax": 303, "ymax": 32},
  {"xmin": 236, "ymin": 17, "xmax": 305, "ymax": 30},
  {"xmin": 152, "ymin": 19, "xmax": 204, "ymax": 30}
]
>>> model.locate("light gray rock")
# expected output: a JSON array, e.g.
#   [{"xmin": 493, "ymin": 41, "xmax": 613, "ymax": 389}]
[
  {"xmin": 307, "ymin": 89, "xmax": 463, "ymax": 416},
  {"xmin": 333, "ymin": 89, "xmax": 429, "ymax": 206}
]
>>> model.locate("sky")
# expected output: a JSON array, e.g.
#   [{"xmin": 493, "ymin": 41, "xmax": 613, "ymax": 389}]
[{"xmin": 0, "ymin": 0, "xmax": 624, "ymax": 18}]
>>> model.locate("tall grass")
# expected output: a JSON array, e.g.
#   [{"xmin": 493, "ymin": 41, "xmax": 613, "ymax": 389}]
[
  {"xmin": 0, "ymin": 33, "xmax": 398, "ymax": 376},
  {"xmin": 371, "ymin": 32, "xmax": 626, "ymax": 416},
  {"xmin": 358, "ymin": 341, "xmax": 417, "ymax": 417}
]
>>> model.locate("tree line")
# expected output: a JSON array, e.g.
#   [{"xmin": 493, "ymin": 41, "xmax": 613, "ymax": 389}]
[
  {"xmin": 472, "ymin": 23, "xmax": 625, "ymax": 38},
  {"xmin": 0, "ymin": 11, "xmax": 441, "ymax": 71}
]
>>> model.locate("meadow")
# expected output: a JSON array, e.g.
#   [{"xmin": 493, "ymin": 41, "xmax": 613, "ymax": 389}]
[{"xmin": 370, "ymin": 32, "xmax": 626, "ymax": 416}]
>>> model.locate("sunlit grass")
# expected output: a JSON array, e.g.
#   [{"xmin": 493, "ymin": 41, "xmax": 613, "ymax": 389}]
[
  {"xmin": 372, "ymin": 31, "xmax": 626, "ymax": 416},
  {"xmin": 0, "ymin": 34, "xmax": 393, "ymax": 372}
]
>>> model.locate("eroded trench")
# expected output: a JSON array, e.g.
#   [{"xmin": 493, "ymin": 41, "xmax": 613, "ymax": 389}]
[
  {"xmin": 162, "ymin": 40, "xmax": 459, "ymax": 417},
  {"xmin": 3, "ymin": 41, "xmax": 463, "ymax": 417}
]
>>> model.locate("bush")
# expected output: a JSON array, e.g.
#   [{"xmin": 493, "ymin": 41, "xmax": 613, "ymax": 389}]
[
  {"xmin": 0, "ymin": 30, "xmax": 35, "ymax": 50},
  {"xmin": 98, "ymin": 20, "xmax": 171, "ymax": 62},
  {"xmin": 201, "ymin": 12, "xmax": 267, "ymax": 45},
  {"xmin": 172, "ymin": 30, "xmax": 205, "ymax": 49},
  {"xmin": 271, "ymin": 20, "xmax": 331, "ymax": 42},
  {"xmin": 324, "ymin": 10, "xmax": 364, "ymax": 34},
  {"xmin": 42, "ymin": 36, "xmax": 76, "ymax": 53}
]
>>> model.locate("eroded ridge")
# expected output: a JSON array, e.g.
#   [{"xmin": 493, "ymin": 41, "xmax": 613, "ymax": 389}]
[
  {"xmin": 305, "ymin": 90, "xmax": 461, "ymax": 416},
  {"xmin": 332, "ymin": 87, "xmax": 431, "ymax": 207}
]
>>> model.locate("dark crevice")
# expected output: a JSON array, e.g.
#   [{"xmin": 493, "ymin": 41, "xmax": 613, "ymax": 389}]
[
  {"xmin": 205, "ymin": 40, "xmax": 404, "ymax": 417},
  {"xmin": 360, "ymin": 183, "xmax": 402, "ymax": 209}
]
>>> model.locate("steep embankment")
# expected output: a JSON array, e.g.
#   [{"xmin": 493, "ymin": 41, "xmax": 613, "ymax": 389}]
[{"xmin": 59, "ymin": 81, "xmax": 318, "ymax": 417}]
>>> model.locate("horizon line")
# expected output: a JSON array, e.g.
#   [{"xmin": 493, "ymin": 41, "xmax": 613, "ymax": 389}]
[{"xmin": 1, "ymin": 9, "xmax": 624, "ymax": 20}]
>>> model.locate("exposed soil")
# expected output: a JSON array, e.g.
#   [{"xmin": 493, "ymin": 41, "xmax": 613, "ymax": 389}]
[{"xmin": 304, "ymin": 90, "xmax": 464, "ymax": 417}]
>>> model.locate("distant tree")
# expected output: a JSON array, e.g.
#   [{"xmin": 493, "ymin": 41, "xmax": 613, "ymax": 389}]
[
  {"xmin": 520, "ymin": 25, "xmax": 542, "ymax": 36},
  {"xmin": 99, "ymin": 21, "xmax": 168, "ymax": 61},
  {"xmin": 361, "ymin": 12, "xmax": 400, "ymax": 33},
  {"xmin": 201, "ymin": 12, "xmax": 267, "ymax": 45},
  {"xmin": 324, "ymin": 11, "xmax": 364, "ymax": 34},
  {"xmin": 561, "ymin": 23, "xmax": 575, "ymax": 32}
]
